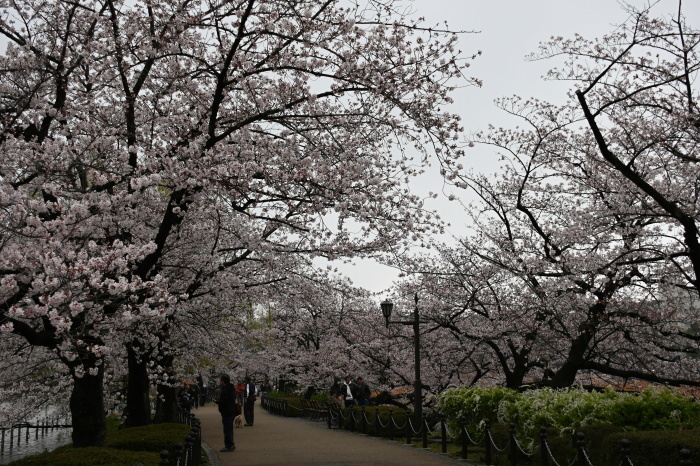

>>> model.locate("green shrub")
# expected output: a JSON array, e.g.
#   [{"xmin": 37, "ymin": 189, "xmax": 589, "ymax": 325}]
[
  {"xmin": 105, "ymin": 423, "xmax": 191, "ymax": 452},
  {"xmin": 439, "ymin": 386, "xmax": 700, "ymax": 451},
  {"xmin": 311, "ymin": 392, "xmax": 330, "ymax": 403},
  {"xmin": 265, "ymin": 390, "xmax": 286, "ymax": 398},
  {"xmin": 106, "ymin": 415, "xmax": 121, "ymax": 433},
  {"xmin": 439, "ymin": 386, "xmax": 518, "ymax": 425},
  {"xmin": 8, "ymin": 446, "xmax": 161, "ymax": 466}
]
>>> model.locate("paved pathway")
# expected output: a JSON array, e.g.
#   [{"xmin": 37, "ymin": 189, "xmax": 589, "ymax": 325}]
[{"xmin": 194, "ymin": 402, "xmax": 466, "ymax": 465}]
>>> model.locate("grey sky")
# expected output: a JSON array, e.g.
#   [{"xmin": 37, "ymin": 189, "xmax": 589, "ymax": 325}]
[{"xmin": 331, "ymin": 0, "xmax": 700, "ymax": 295}]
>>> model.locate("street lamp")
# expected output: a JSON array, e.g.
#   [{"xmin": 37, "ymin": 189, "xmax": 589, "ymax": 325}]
[{"xmin": 380, "ymin": 292, "xmax": 424, "ymax": 428}]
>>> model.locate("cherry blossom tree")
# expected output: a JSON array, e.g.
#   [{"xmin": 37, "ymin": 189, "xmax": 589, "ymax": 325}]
[
  {"xmin": 0, "ymin": 0, "xmax": 474, "ymax": 446},
  {"xmin": 405, "ymin": 1, "xmax": 700, "ymax": 390},
  {"xmin": 541, "ymin": 2, "xmax": 700, "ymax": 295}
]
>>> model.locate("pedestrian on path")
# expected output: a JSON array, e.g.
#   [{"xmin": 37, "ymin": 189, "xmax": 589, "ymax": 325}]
[
  {"xmin": 216, "ymin": 374, "xmax": 236, "ymax": 452},
  {"xmin": 355, "ymin": 376, "xmax": 371, "ymax": 406},
  {"xmin": 244, "ymin": 376, "xmax": 256, "ymax": 426},
  {"xmin": 235, "ymin": 379, "xmax": 245, "ymax": 404},
  {"xmin": 341, "ymin": 375, "xmax": 356, "ymax": 408}
]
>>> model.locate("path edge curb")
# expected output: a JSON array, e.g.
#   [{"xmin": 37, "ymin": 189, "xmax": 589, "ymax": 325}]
[{"xmin": 201, "ymin": 440, "xmax": 221, "ymax": 466}]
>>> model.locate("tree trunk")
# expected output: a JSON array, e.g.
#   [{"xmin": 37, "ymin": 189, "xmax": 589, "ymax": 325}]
[
  {"xmin": 153, "ymin": 354, "xmax": 178, "ymax": 423},
  {"xmin": 153, "ymin": 382, "xmax": 178, "ymax": 423},
  {"xmin": 123, "ymin": 345, "xmax": 151, "ymax": 427},
  {"xmin": 70, "ymin": 366, "xmax": 107, "ymax": 447}
]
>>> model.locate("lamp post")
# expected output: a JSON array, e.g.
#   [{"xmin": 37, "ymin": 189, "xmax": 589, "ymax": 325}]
[{"xmin": 381, "ymin": 292, "xmax": 424, "ymax": 427}]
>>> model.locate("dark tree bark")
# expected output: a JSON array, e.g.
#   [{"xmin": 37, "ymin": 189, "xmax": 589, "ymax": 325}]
[
  {"xmin": 123, "ymin": 344, "xmax": 152, "ymax": 427},
  {"xmin": 153, "ymin": 383, "xmax": 178, "ymax": 424},
  {"xmin": 70, "ymin": 365, "xmax": 107, "ymax": 447},
  {"xmin": 153, "ymin": 355, "xmax": 178, "ymax": 424}
]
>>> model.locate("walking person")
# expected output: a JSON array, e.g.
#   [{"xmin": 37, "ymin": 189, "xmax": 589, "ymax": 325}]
[
  {"xmin": 215, "ymin": 374, "xmax": 236, "ymax": 452},
  {"xmin": 355, "ymin": 377, "xmax": 371, "ymax": 406},
  {"xmin": 244, "ymin": 376, "xmax": 257, "ymax": 426},
  {"xmin": 200, "ymin": 385, "xmax": 208, "ymax": 406},
  {"xmin": 190, "ymin": 382, "xmax": 200, "ymax": 409}
]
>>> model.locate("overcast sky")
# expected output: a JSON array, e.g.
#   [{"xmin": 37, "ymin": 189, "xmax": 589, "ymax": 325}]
[{"xmin": 330, "ymin": 0, "xmax": 700, "ymax": 296}]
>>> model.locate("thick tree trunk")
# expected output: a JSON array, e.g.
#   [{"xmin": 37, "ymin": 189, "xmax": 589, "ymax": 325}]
[
  {"xmin": 549, "ymin": 333, "xmax": 591, "ymax": 388},
  {"xmin": 153, "ymin": 383, "xmax": 178, "ymax": 423},
  {"xmin": 123, "ymin": 345, "xmax": 151, "ymax": 427},
  {"xmin": 153, "ymin": 354, "xmax": 178, "ymax": 423},
  {"xmin": 70, "ymin": 366, "xmax": 107, "ymax": 447},
  {"xmin": 504, "ymin": 364, "xmax": 527, "ymax": 389}
]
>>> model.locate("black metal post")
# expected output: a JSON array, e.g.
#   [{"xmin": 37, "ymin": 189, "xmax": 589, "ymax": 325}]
[
  {"xmin": 461, "ymin": 417, "xmax": 468, "ymax": 460},
  {"xmin": 185, "ymin": 435, "xmax": 193, "ymax": 466},
  {"xmin": 361, "ymin": 407, "xmax": 366, "ymax": 434},
  {"xmin": 192, "ymin": 426, "xmax": 201, "ymax": 466},
  {"xmin": 621, "ymin": 438, "xmax": 631, "ymax": 466},
  {"xmin": 422, "ymin": 418, "xmax": 428, "ymax": 449},
  {"xmin": 484, "ymin": 420, "xmax": 492, "ymax": 466},
  {"xmin": 509, "ymin": 423, "xmax": 517, "ymax": 466},
  {"xmin": 174, "ymin": 442, "xmax": 184, "ymax": 465},
  {"xmin": 389, "ymin": 409, "xmax": 394, "ymax": 440},
  {"xmin": 405, "ymin": 409, "xmax": 412, "ymax": 445},
  {"xmin": 540, "ymin": 426, "xmax": 549, "ymax": 466},
  {"xmin": 441, "ymin": 417, "xmax": 447, "ymax": 453},
  {"xmin": 576, "ymin": 432, "xmax": 586, "ymax": 466},
  {"xmin": 382, "ymin": 294, "xmax": 423, "ymax": 430},
  {"xmin": 680, "ymin": 448, "xmax": 692, "ymax": 465},
  {"xmin": 159, "ymin": 450, "xmax": 170, "ymax": 466}
]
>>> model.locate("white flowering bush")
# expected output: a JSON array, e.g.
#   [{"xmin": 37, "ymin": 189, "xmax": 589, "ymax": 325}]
[{"xmin": 439, "ymin": 386, "xmax": 700, "ymax": 449}]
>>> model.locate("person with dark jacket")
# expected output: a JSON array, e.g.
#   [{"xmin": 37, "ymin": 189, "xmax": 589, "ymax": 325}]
[
  {"xmin": 340, "ymin": 375, "xmax": 356, "ymax": 408},
  {"xmin": 355, "ymin": 377, "xmax": 371, "ymax": 406},
  {"xmin": 216, "ymin": 374, "xmax": 236, "ymax": 452},
  {"xmin": 243, "ymin": 376, "xmax": 256, "ymax": 426}
]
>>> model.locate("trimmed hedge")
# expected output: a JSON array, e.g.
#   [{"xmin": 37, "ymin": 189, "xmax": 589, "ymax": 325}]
[
  {"xmin": 598, "ymin": 430, "xmax": 700, "ymax": 466},
  {"xmin": 336, "ymin": 405, "xmax": 411, "ymax": 438},
  {"xmin": 105, "ymin": 423, "xmax": 191, "ymax": 452},
  {"xmin": 8, "ymin": 446, "xmax": 161, "ymax": 466},
  {"xmin": 262, "ymin": 395, "xmax": 304, "ymax": 417},
  {"xmin": 311, "ymin": 392, "xmax": 330, "ymax": 403},
  {"xmin": 444, "ymin": 424, "xmax": 700, "ymax": 466},
  {"xmin": 9, "ymin": 422, "xmax": 193, "ymax": 466}
]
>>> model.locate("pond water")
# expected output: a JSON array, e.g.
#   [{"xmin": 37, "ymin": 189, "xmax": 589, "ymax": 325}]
[{"xmin": 0, "ymin": 425, "xmax": 71, "ymax": 464}]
